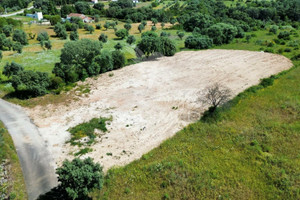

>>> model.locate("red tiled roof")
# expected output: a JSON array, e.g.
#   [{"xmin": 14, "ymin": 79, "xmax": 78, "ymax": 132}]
[{"xmin": 67, "ymin": 13, "xmax": 85, "ymax": 19}]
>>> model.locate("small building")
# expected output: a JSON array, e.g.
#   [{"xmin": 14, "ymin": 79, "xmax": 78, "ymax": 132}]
[
  {"xmin": 67, "ymin": 13, "xmax": 93, "ymax": 23},
  {"xmin": 91, "ymin": 0, "xmax": 98, "ymax": 3},
  {"xmin": 26, "ymin": 12, "xmax": 43, "ymax": 21}
]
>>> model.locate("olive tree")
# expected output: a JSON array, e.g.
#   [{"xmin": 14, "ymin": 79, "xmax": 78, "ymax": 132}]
[
  {"xmin": 199, "ymin": 83, "xmax": 231, "ymax": 112},
  {"xmin": 12, "ymin": 29, "xmax": 28, "ymax": 45}
]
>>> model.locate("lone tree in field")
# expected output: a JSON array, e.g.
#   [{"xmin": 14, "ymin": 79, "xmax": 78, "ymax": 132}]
[
  {"xmin": 199, "ymin": 83, "xmax": 231, "ymax": 112},
  {"xmin": 56, "ymin": 157, "xmax": 104, "ymax": 200}
]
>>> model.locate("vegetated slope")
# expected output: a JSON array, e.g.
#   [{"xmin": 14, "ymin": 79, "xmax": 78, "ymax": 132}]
[
  {"xmin": 93, "ymin": 64, "xmax": 300, "ymax": 199},
  {"xmin": 0, "ymin": 122, "xmax": 27, "ymax": 200}
]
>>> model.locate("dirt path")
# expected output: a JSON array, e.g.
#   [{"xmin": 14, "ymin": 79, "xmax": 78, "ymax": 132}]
[
  {"xmin": 27, "ymin": 50, "xmax": 293, "ymax": 171},
  {"xmin": 0, "ymin": 99, "xmax": 57, "ymax": 200}
]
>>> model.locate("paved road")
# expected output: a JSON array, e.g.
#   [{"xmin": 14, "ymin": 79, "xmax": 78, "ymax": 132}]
[
  {"xmin": 0, "ymin": 99, "xmax": 58, "ymax": 200},
  {"xmin": 1, "ymin": 6, "xmax": 34, "ymax": 17}
]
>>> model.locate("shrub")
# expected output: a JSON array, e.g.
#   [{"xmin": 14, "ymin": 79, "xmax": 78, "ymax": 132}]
[
  {"xmin": 185, "ymin": 35, "xmax": 213, "ymax": 49},
  {"xmin": 96, "ymin": 24, "xmax": 101, "ymax": 29},
  {"xmin": 126, "ymin": 35, "xmax": 136, "ymax": 45},
  {"xmin": 115, "ymin": 29, "xmax": 128, "ymax": 39},
  {"xmin": 159, "ymin": 37, "xmax": 176, "ymax": 56},
  {"xmin": 56, "ymin": 157, "xmax": 104, "ymax": 200},
  {"xmin": 269, "ymin": 25, "xmax": 278, "ymax": 34},
  {"xmin": 278, "ymin": 31, "xmax": 290, "ymax": 40},
  {"xmin": 11, "ymin": 70, "xmax": 50, "ymax": 98},
  {"xmin": 98, "ymin": 33, "xmax": 108, "ymax": 43}
]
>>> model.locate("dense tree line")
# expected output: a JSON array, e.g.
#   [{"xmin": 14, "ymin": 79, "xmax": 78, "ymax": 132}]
[{"xmin": 53, "ymin": 39, "xmax": 126, "ymax": 83}]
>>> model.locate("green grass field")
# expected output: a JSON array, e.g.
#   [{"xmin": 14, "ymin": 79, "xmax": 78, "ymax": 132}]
[{"xmin": 0, "ymin": 122, "xmax": 27, "ymax": 200}]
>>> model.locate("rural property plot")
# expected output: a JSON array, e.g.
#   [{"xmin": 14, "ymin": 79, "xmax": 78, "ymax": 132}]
[{"xmin": 26, "ymin": 50, "xmax": 292, "ymax": 170}]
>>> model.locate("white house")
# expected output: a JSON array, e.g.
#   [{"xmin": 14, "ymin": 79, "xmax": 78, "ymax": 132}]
[
  {"xmin": 26, "ymin": 12, "xmax": 43, "ymax": 21},
  {"xmin": 91, "ymin": 0, "xmax": 98, "ymax": 3}
]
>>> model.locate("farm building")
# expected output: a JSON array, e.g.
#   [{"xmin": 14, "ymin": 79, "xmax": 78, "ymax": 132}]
[
  {"xmin": 66, "ymin": 13, "xmax": 93, "ymax": 23},
  {"xmin": 26, "ymin": 12, "xmax": 43, "ymax": 21}
]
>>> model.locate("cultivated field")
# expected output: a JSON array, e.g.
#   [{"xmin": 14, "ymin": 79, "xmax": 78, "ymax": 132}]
[{"xmin": 25, "ymin": 50, "xmax": 292, "ymax": 170}]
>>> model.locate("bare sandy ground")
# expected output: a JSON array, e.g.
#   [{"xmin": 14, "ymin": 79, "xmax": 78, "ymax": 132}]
[{"xmin": 26, "ymin": 50, "xmax": 292, "ymax": 170}]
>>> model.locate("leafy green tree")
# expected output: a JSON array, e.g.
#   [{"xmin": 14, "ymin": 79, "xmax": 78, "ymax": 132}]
[
  {"xmin": 104, "ymin": 22, "xmax": 110, "ymax": 30},
  {"xmin": 45, "ymin": 40, "xmax": 52, "ymax": 50},
  {"xmin": 12, "ymin": 42, "xmax": 23, "ymax": 53},
  {"xmin": 138, "ymin": 23, "xmax": 145, "ymax": 33},
  {"xmin": 70, "ymin": 30, "xmax": 79, "ymax": 41},
  {"xmin": 161, "ymin": 22, "xmax": 165, "ymax": 29},
  {"xmin": 98, "ymin": 33, "xmax": 108, "ymax": 43},
  {"xmin": 177, "ymin": 31, "xmax": 185, "ymax": 40},
  {"xmin": 114, "ymin": 42, "xmax": 123, "ymax": 50},
  {"xmin": 0, "ymin": 51, "xmax": 2, "ymax": 61},
  {"xmin": 37, "ymin": 32, "xmax": 49, "ymax": 42},
  {"xmin": 3, "ymin": 62, "xmax": 24, "ymax": 78},
  {"xmin": 184, "ymin": 35, "xmax": 213, "ymax": 49},
  {"xmin": 54, "ymin": 23, "xmax": 68, "ymax": 39},
  {"xmin": 87, "ymin": 25, "xmax": 95, "ymax": 34},
  {"xmin": 94, "ymin": 2, "xmax": 105, "ymax": 11},
  {"xmin": 75, "ymin": 1, "xmax": 91, "ymax": 14},
  {"xmin": 141, "ymin": 21, "xmax": 147, "ymax": 26},
  {"xmin": 110, "ymin": 21, "xmax": 117, "ymax": 29},
  {"xmin": 53, "ymin": 39, "xmax": 102, "ymax": 82},
  {"xmin": 269, "ymin": 25, "xmax": 278, "ymax": 34},
  {"xmin": 183, "ymin": 13, "xmax": 212, "ymax": 32},
  {"xmin": 96, "ymin": 24, "xmax": 102, "ymax": 30},
  {"xmin": 115, "ymin": 29, "xmax": 128, "ymax": 39},
  {"xmin": 92, "ymin": 51, "xmax": 113, "ymax": 73},
  {"xmin": 170, "ymin": 18, "xmax": 177, "ymax": 25},
  {"xmin": 141, "ymin": 31, "xmax": 158, "ymax": 38},
  {"xmin": 112, "ymin": 50, "xmax": 125, "ymax": 69},
  {"xmin": 126, "ymin": 35, "xmax": 136, "ymax": 45},
  {"xmin": 278, "ymin": 31, "xmax": 290, "ymax": 40},
  {"xmin": 151, "ymin": 18, "xmax": 158, "ymax": 26},
  {"xmin": 3, "ymin": 38, "xmax": 13, "ymax": 50},
  {"xmin": 49, "ymin": 15, "xmax": 61, "ymax": 25},
  {"xmin": 137, "ymin": 36, "xmax": 160, "ymax": 57},
  {"xmin": 0, "ymin": 33, "xmax": 6, "ymax": 49},
  {"xmin": 11, "ymin": 70, "xmax": 50, "ymax": 97},
  {"xmin": 12, "ymin": 29, "xmax": 28, "ymax": 45},
  {"xmin": 206, "ymin": 23, "xmax": 238, "ymax": 45},
  {"xmin": 159, "ymin": 37, "xmax": 176, "ymax": 56},
  {"xmin": 151, "ymin": 26, "xmax": 157, "ymax": 31},
  {"xmin": 94, "ymin": 15, "xmax": 100, "ymax": 23},
  {"xmin": 124, "ymin": 23, "xmax": 132, "ymax": 31},
  {"xmin": 2, "ymin": 25, "xmax": 13, "ymax": 37},
  {"xmin": 56, "ymin": 157, "xmax": 104, "ymax": 200}
]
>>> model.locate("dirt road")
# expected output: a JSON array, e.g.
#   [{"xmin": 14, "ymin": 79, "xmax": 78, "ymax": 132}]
[
  {"xmin": 27, "ymin": 50, "xmax": 293, "ymax": 171},
  {"xmin": 0, "ymin": 99, "xmax": 57, "ymax": 200},
  {"xmin": 0, "ymin": 6, "xmax": 34, "ymax": 17}
]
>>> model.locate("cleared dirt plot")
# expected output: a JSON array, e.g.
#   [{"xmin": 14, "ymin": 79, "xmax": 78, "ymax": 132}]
[{"xmin": 26, "ymin": 50, "xmax": 292, "ymax": 170}]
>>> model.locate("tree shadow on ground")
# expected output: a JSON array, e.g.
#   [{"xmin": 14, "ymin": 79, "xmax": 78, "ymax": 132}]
[{"xmin": 37, "ymin": 186, "xmax": 92, "ymax": 200}]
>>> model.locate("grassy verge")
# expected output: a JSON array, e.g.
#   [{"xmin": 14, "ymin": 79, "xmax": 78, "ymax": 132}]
[{"xmin": 0, "ymin": 122, "xmax": 27, "ymax": 200}]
